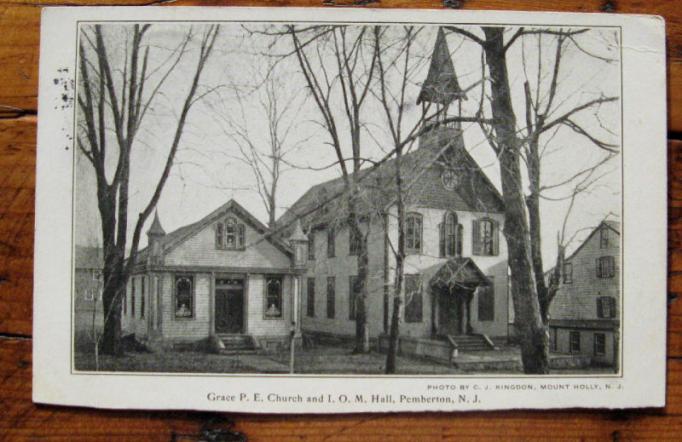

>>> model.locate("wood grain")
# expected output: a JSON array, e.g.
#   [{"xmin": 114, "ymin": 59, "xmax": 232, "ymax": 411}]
[{"xmin": 0, "ymin": 1, "xmax": 678, "ymax": 440}]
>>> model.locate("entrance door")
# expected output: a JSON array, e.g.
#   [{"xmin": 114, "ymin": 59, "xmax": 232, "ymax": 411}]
[
  {"xmin": 438, "ymin": 290, "xmax": 463, "ymax": 335},
  {"xmin": 215, "ymin": 278, "xmax": 244, "ymax": 334}
]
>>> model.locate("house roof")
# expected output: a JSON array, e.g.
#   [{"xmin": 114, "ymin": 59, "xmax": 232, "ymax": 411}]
[
  {"xmin": 564, "ymin": 219, "xmax": 620, "ymax": 263},
  {"xmin": 276, "ymin": 127, "xmax": 505, "ymax": 235},
  {"xmin": 417, "ymin": 27, "xmax": 467, "ymax": 105},
  {"xmin": 136, "ymin": 199, "xmax": 292, "ymax": 264},
  {"xmin": 75, "ymin": 245, "xmax": 103, "ymax": 269}
]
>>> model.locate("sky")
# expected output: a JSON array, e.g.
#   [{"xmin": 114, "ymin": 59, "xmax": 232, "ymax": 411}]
[{"xmin": 74, "ymin": 22, "xmax": 621, "ymax": 267}]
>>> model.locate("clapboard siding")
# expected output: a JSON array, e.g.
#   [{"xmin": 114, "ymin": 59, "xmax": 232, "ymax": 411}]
[
  {"xmin": 164, "ymin": 209, "xmax": 290, "ymax": 269},
  {"xmin": 160, "ymin": 272, "xmax": 211, "ymax": 341},
  {"xmin": 550, "ymin": 224, "xmax": 620, "ymax": 321},
  {"xmin": 246, "ymin": 274, "xmax": 292, "ymax": 337}
]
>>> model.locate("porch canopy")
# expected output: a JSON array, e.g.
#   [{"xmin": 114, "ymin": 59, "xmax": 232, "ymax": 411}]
[{"xmin": 429, "ymin": 257, "xmax": 490, "ymax": 293}]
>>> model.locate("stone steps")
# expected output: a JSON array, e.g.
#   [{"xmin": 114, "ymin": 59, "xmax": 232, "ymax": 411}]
[
  {"xmin": 450, "ymin": 335, "xmax": 494, "ymax": 352},
  {"xmin": 216, "ymin": 334, "xmax": 257, "ymax": 353}
]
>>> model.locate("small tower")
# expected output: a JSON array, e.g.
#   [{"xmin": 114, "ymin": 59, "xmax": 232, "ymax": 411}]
[
  {"xmin": 288, "ymin": 219, "xmax": 309, "ymax": 270},
  {"xmin": 147, "ymin": 210, "xmax": 166, "ymax": 263},
  {"xmin": 417, "ymin": 27, "xmax": 467, "ymax": 123}
]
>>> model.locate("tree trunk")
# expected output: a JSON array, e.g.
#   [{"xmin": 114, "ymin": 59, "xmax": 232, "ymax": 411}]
[
  {"xmin": 482, "ymin": 27, "xmax": 549, "ymax": 374},
  {"xmin": 386, "ymin": 148, "xmax": 405, "ymax": 373},
  {"xmin": 350, "ymin": 205, "xmax": 371, "ymax": 354}
]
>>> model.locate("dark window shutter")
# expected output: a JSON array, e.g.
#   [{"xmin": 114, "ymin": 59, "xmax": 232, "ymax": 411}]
[
  {"xmin": 596, "ymin": 258, "xmax": 602, "ymax": 278},
  {"xmin": 456, "ymin": 224, "xmax": 463, "ymax": 257},
  {"xmin": 439, "ymin": 223, "xmax": 445, "ymax": 257},
  {"xmin": 472, "ymin": 219, "xmax": 482, "ymax": 255},
  {"xmin": 237, "ymin": 224, "xmax": 245, "ymax": 248},
  {"xmin": 491, "ymin": 219, "xmax": 500, "ymax": 255},
  {"xmin": 597, "ymin": 297, "xmax": 604, "ymax": 318}
]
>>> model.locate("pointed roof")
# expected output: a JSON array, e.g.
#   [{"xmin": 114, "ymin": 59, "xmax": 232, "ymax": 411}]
[
  {"xmin": 288, "ymin": 219, "xmax": 307, "ymax": 242},
  {"xmin": 135, "ymin": 199, "xmax": 293, "ymax": 266},
  {"xmin": 147, "ymin": 210, "xmax": 166, "ymax": 236},
  {"xmin": 428, "ymin": 258, "xmax": 491, "ymax": 293},
  {"xmin": 417, "ymin": 27, "xmax": 466, "ymax": 105}
]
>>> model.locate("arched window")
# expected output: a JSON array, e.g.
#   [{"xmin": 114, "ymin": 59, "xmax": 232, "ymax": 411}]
[
  {"xmin": 405, "ymin": 213, "xmax": 423, "ymax": 254},
  {"xmin": 216, "ymin": 216, "xmax": 245, "ymax": 250},
  {"xmin": 440, "ymin": 212, "xmax": 461, "ymax": 257}
]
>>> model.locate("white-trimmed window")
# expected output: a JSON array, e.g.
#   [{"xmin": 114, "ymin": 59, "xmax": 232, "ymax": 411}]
[
  {"xmin": 596, "ymin": 256, "xmax": 615, "ymax": 278},
  {"xmin": 569, "ymin": 331, "xmax": 581, "ymax": 353},
  {"xmin": 594, "ymin": 333, "xmax": 606, "ymax": 356},
  {"xmin": 174, "ymin": 275, "xmax": 194, "ymax": 319},
  {"xmin": 563, "ymin": 262, "xmax": 573, "ymax": 284},
  {"xmin": 473, "ymin": 218, "xmax": 499, "ymax": 256},
  {"xmin": 405, "ymin": 213, "xmax": 423, "ymax": 255},
  {"xmin": 264, "ymin": 276, "xmax": 283, "ymax": 319},
  {"xmin": 439, "ymin": 212, "xmax": 461, "ymax": 257}
]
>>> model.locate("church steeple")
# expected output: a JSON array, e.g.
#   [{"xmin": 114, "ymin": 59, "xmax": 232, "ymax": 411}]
[{"xmin": 417, "ymin": 27, "xmax": 467, "ymax": 106}]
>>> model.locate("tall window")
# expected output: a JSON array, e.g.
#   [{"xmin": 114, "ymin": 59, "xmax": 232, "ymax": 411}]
[
  {"xmin": 327, "ymin": 226, "xmax": 335, "ymax": 258},
  {"xmin": 215, "ymin": 217, "xmax": 245, "ymax": 250},
  {"xmin": 404, "ymin": 274, "xmax": 423, "ymax": 323},
  {"xmin": 264, "ymin": 276, "xmax": 283, "ymax": 319},
  {"xmin": 141, "ymin": 276, "xmax": 146, "ymax": 319},
  {"xmin": 477, "ymin": 278, "xmax": 495, "ymax": 321},
  {"xmin": 563, "ymin": 262, "xmax": 573, "ymax": 284},
  {"xmin": 594, "ymin": 333, "xmax": 606, "ymax": 356},
  {"xmin": 307, "ymin": 278, "xmax": 315, "ymax": 318},
  {"xmin": 550, "ymin": 329, "xmax": 558, "ymax": 352},
  {"xmin": 596, "ymin": 256, "xmax": 615, "ymax": 278},
  {"xmin": 597, "ymin": 296, "xmax": 616, "ymax": 318},
  {"xmin": 349, "ymin": 276, "xmax": 360, "ymax": 320},
  {"xmin": 473, "ymin": 218, "xmax": 498, "ymax": 256},
  {"xmin": 440, "ymin": 212, "xmax": 460, "ymax": 257},
  {"xmin": 131, "ymin": 277, "xmax": 136, "ymax": 318},
  {"xmin": 569, "ymin": 331, "xmax": 581, "ymax": 353},
  {"xmin": 308, "ymin": 232, "xmax": 315, "ymax": 260},
  {"xmin": 326, "ymin": 276, "xmax": 336, "ymax": 319},
  {"xmin": 174, "ymin": 275, "xmax": 193, "ymax": 318},
  {"xmin": 600, "ymin": 226, "xmax": 610, "ymax": 249},
  {"xmin": 349, "ymin": 225, "xmax": 361, "ymax": 256},
  {"xmin": 404, "ymin": 213, "xmax": 422, "ymax": 254}
]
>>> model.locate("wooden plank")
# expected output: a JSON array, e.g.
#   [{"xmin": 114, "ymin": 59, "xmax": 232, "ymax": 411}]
[
  {"xmin": 0, "ymin": 116, "xmax": 35, "ymax": 337},
  {"xmin": 0, "ymin": 0, "xmax": 680, "ymax": 130},
  {"xmin": 1, "ymin": 338, "xmax": 681, "ymax": 440}
]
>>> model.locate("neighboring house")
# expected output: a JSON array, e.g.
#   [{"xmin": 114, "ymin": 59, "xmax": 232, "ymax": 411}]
[
  {"xmin": 277, "ymin": 29, "xmax": 510, "ymax": 355},
  {"xmin": 74, "ymin": 245, "xmax": 103, "ymax": 343},
  {"xmin": 122, "ymin": 200, "xmax": 309, "ymax": 351},
  {"xmin": 548, "ymin": 220, "xmax": 620, "ymax": 368}
]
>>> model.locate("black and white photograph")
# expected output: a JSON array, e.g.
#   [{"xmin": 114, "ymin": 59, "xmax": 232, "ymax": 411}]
[{"xmin": 32, "ymin": 6, "xmax": 666, "ymax": 412}]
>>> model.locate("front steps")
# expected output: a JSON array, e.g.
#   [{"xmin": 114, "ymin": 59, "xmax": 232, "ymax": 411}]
[
  {"xmin": 449, "ymin": 334, "xmax": 497, "ymax": 352},
  {"xmin": 215, "ymin": 333, "xmax": 258, "ymax": 354}
]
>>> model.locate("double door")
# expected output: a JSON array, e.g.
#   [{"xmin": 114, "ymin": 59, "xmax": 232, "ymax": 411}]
[{"xmin": 215, "ymin": 278, "xmax": 244, "ymax": 334}]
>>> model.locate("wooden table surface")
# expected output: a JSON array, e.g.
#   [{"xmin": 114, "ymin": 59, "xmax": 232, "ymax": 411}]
[{"xmin": 1, "ymin": 1, "xmax": 680, "ymax": 440}]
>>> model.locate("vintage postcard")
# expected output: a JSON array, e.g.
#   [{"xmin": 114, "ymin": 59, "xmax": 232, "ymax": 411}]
[{"xmin": 33, "ymin": 6, "xmax": 667, "ymax": 412}]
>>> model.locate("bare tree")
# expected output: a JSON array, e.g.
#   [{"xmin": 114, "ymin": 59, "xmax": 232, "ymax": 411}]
[
  {"xmin": 77, "ymin": 24, "xmax": 220, "ymax": 355},
  {"xmin": 209, "ymin": 63, "xmax": 309, "ymax": 229},
  {"xmin": 444, "ymin": 25, "xmax": 619, "ymax": 373},
  {"xmin": 287, "ymin": 24, "xmax": 379, "ymax": 353}
]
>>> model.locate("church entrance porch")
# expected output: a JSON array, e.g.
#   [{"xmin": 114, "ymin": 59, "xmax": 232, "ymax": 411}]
[{"xmin": 429, "ymin": 257, "xmax": 490, "ymax": 338}]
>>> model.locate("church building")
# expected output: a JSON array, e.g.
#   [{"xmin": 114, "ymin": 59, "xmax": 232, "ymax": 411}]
[{"xmin": 277, "ymin": 28, "xmax": 510, "ymax": 359}]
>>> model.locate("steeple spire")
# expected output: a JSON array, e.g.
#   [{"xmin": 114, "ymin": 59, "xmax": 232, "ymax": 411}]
[
  {"xmin": 147, "ymin": 210, "xmax": 166, "ymax": 237},
  {"xmin": 417, "ymin": 27, "xmax": 467, "ymax": 106}
]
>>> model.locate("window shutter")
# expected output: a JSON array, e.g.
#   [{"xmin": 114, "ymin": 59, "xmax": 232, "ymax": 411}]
[
  {"xmin": 215, "ymin": 223, "xmax": 223, "ymax": 249},
  {"xmin": 237, "ymin": 224, "xmax": 245, "ymax": 248},
  {"xmin": 456, "ymin": 224, "xmax": 463, "ymax": 257},
  {"xmin": 597, "ymin": 297, "xmax": 604, "ymax": 318},
  {"xmin": 596, "ymin": 258, "xmax": 602, "ymax": 278},
  {"xmin": 491, "ymin": 219, "xmax": 500, "ymax": 256},
  {"xmin": 472, "ymin": 219, "xmax": 482, "ymax": 255},
  {"xmin": 439, "ymin": 223, "xmax": 445, "ymax": 257}
]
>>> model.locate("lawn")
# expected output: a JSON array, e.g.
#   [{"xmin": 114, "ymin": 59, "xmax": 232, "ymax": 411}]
[{"xmin": 74, "ymin": 344, "xmax": 615, "ymax": 375}]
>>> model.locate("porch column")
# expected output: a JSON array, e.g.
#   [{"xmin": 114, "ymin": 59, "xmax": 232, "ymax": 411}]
[
  {"xmin": 291, "ymin": 274, "xmax": 302, "ymax": 335},
  {"xmin": 209, "ymin": 272, "xmax": 215, "ymax": 335},
  {"xmin": 431, "ymin": 286, "xmax": 439, "ymax": 337}
]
